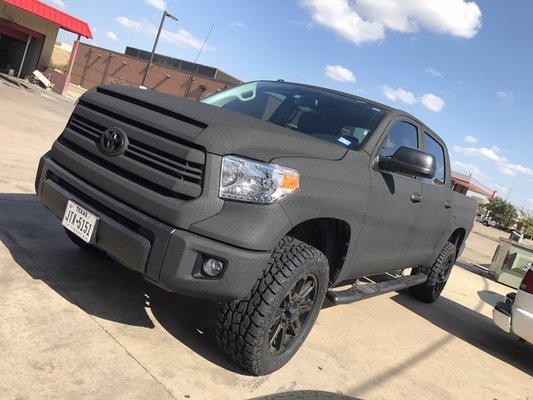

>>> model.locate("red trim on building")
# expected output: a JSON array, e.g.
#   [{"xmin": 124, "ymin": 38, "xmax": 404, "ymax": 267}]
[
  {"xmin": 3, "ymin": 0, "xmax": 92, "ymax": 38},
  {"xmin": 451, "ymin": 176, "xmax": 495, "ymax": 198}
]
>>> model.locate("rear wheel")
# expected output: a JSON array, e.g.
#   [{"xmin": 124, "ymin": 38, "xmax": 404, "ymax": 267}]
[
  {"xmin": 216, "ymin": 236, "xmax": 329, "ymax": 375},
  {"xmin": 64, "ymin": 228, "xmax": 106, "ymax": 257},
  {"xmin": 408, "ymin": 242, "xmax": 456, "ymax": 303}
]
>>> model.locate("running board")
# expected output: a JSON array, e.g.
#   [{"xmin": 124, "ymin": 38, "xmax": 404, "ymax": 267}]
[{"xmin": 326, "ymin": 273, "xmax": 427, "ymax": 305}]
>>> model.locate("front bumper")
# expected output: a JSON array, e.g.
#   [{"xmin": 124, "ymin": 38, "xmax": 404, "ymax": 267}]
[{"xmin": 35, "ymin": 155, "xmax": 271, "ymax": 300}]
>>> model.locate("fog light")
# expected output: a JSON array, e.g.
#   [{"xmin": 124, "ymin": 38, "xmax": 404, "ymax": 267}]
[{"xmin": 202, "ymin": 258, "xmax": 224, "ymax": 277}]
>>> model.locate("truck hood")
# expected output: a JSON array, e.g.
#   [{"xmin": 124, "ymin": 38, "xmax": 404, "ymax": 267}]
[{"xmin": 86, "ymin": 86, "xmax": 348, "ymax": 162}]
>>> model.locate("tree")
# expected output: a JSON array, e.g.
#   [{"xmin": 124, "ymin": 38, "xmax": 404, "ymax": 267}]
[{"xmin": 486, "ymin": 197, "xmax": 518, "ymax": 228}]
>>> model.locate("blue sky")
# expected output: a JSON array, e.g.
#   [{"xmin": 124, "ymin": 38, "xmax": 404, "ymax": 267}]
[{"xmin": 52, "ymin": 0, "xmax": 533, "ymax": 210}]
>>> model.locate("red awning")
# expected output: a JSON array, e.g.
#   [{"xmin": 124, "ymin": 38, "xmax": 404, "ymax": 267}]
[{"xmin": 3, "ymin": 0, "xmax": 92, "ymax": 38}]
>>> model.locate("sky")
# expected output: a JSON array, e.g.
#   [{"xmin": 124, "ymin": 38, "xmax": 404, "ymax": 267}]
[{"xmin": 51, "ymin": 0, "xmax": 533, "ymax": 210}]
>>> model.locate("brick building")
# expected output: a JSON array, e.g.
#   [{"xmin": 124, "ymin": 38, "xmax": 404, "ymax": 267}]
[{"xmin": 70, "ymin": 43, "xmax": 242, "ymax": 100}]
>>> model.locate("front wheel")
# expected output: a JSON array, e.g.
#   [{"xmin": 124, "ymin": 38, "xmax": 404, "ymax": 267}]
[
  {"xmin": 408, "ymin": 242, "xmax": 456, "ymax": 303},
  {"xmin": 216, "ymin": 236, "xmax": 329, "ymax": 375}
]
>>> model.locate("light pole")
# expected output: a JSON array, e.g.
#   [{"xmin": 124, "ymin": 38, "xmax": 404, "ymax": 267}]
[{"xmin": 140, "ymin": 10, "xmax": 179, "ymax": 88}]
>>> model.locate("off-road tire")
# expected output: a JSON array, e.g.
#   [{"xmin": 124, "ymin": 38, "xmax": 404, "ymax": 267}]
[
  {"xmin": 64, "ymin": 228, "xmax": 106, "ymax": 257},
  {"xmin": 408, "ymin": 242, "xmax": 456, "ymax": 303},
  {"xmin": 216, "ymin": 236, "xmax": 329, "ymax": 375}
]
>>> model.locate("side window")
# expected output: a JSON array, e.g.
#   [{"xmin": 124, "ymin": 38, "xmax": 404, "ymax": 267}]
[
  {"xmin": 423, "ymin": 133, "xmax": 446, "ymax": 186},
  {"xmin": 378, "ymin": 121, "xmax": 418, "ymax": 158}
]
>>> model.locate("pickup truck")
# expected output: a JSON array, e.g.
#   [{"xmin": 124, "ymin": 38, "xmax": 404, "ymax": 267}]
[{"xmin": 35, "ymin": 81, "xmax": 476, "ymax": 375}]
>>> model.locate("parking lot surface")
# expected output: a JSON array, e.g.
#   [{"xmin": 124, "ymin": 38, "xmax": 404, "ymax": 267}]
[{"xmin": 1, "ymin": 83, "xmax": 531, "ymax": 400}]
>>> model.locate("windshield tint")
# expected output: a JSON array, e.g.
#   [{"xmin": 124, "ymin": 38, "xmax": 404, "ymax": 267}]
[{"xmin": 202, "ymin": 81, "xmax": 388, "ymax": 150}]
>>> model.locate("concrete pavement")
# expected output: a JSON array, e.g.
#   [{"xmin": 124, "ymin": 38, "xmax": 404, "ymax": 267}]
[{"xmin": 0, "ymin": 83, "xmax": 531, "ymax": 400}]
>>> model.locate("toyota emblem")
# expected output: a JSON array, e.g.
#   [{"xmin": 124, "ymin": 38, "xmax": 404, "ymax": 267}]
[{"xmin": 98, "ymin": 127, "xmax": 128, "ymax": 156}]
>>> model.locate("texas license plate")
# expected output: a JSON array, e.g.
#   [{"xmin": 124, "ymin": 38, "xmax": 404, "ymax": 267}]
[{"xmin": 62, "ymin": 200, "xmax": 99, "ymax": 243}]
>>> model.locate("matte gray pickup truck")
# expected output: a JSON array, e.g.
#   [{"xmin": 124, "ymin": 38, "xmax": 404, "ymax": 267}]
[{"xmin": 35, "ymin": 81, "xmax": 476, "ymax": 375}]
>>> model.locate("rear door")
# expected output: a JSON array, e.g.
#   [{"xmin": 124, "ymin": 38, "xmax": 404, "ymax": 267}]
[
  {"xmin": 349, "ymin": 118, "xmax": 424, "ymax": 276},
  {"xmin": 403, "ymin": 130, "xmax": 452, "ymax": 266}
]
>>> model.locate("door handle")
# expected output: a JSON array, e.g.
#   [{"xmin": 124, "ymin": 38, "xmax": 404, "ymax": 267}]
[
  {"xmin": 410, "ymin": 193, "xmax": 423, "ymax": 203},
  {"xmin": 444, "ymin": 200, "xmax": 453, "ymax": 209}
]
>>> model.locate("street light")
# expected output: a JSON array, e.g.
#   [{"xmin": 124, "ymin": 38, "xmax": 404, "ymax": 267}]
[{"xmin": 140, "ymin": 10, "xmax": 179, "ymax": 88}]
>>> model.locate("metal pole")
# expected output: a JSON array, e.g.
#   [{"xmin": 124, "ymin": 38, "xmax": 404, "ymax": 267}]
[
  {"xmin": 17, "ymin": 35, "xmax": 31, "ymax": 78},
  {"xmin": 505, "ymin": 181, "xmax": 515, "ymax": 201},
  {"xmin": 140, "ymin": 11, "xmax": 178, "ymax": 88},
  {"xmin": 66, "ymin": 34, "xmax": 81, "ymax": 77}
]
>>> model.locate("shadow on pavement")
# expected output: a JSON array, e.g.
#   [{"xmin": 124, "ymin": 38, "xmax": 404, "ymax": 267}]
[
  {"xmin": 347, "ymin": 267, "xmax": 532, "ymax": 397},
  {"xmin": 455, "ymin": 259, "xmax": 492, "ymax": 279},
  {"xmin": 0, "ymin": 193, "xmax": 243, "ymax": 374},
  {"xmin": 477, "ymin": 290, "xmax": 507, "ymax": 307},
  {"xmin": 249, "ymin": 391, "xmax": 360, "ymax": 399},
  {"xmin": 391, "ymin": 292, "xmax": 533, "ymax": 375}
]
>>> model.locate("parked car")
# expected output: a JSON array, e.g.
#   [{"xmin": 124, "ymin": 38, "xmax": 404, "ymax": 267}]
[
  {"xmin": 476, "ymin": 215, "xmax": 497, "ymax": 227},
  {"xmin": 35, "ymin": 81, "xmax": 476, "ymax": 375},
  {"xmin": 492, "ymin": 264, "xmax": 533, "ymax": 344}
]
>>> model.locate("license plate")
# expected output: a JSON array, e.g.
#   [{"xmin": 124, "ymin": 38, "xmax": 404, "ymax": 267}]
[{"xmin": 62, "ymin": 200, "xmax": 99, "ymax": 243}]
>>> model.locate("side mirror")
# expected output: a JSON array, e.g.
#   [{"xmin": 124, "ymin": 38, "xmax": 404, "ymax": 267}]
[{"xmin": 378, "ymin": 146, "xmax": 436, "ymax": 179}]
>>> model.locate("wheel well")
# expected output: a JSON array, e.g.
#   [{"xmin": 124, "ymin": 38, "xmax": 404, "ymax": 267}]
[
  {"xmin": 287, "ymin": 218, "xmax": 351, "ymax": 284},
  {"xmin": 449, "ymin": 228, "xmax": 466, "ymax": 259}
]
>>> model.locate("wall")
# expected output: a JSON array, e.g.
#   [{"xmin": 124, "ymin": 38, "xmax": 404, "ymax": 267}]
[
  {"xmin": 50, "ymin": 43, "xmax": 71, "ymax": 66},
  {"xmin": 0, "ymin": 3, "xmax": 59, "ymax": 70},
  {"xmin": 70, "ymin": 43, "xmax": 232, "ymax": 100}
]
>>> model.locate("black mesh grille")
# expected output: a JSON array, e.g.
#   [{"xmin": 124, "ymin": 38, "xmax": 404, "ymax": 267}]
[{"xmin": 62, "ymin": 110, "xmax": 205, "ymax": 200}]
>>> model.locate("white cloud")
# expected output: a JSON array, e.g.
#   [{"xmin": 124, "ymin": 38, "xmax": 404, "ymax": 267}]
[
  {"xmin": 380, "ymin": 85, "xmax": 445, "ymax": 112},
  {"xmin": 453, "ymin": 145, "xmax": 533, "ymax": 177},
  {"xmin": 233, "ymin": 22, "xmax": 246, "ymax": 28},
  {"xmin": 463, "ymin": 135, "xmax": 478, "ymax": 143},
  {"xmin": 301, "ymin": 0, "xmax": 385, "ymax": 45},
  {"xmin": 420, "ymin": 93, "xmax": 445, "ymax": 112},
  {"xmin": 324, "ymin": 65, "xmax": 356, "ymax": 82},
  {"xmin": 105, "ymin": 31, "xmax": 119, "ymax": 41},
  {"xmin": 116, "ymin": 17, "xmax": 213, "ymax": 51},
  {"xmin": 451, "ymin": 160, "xmax": 486, "ymax": 179},
  {"xmin": 496, "ymin": 91, "xmax": 514, "ymax": 102},
  {"xmin": 425, "ymin": 67, "xmax": 442, "ymax": 77},
  {"xmin": 380, "ymin": 84, "xmax": 417, "ymax": 105},
  {"xmin": 143, "ymin": 0, "xmax": 166, "ymax": 11},
  {"xmin": 301, "ymin": 0, "xmax": 482, "ymax": 45},
  {"xmin": 47, "ymin": 0, "xmax": 66, "ymax": 8}
]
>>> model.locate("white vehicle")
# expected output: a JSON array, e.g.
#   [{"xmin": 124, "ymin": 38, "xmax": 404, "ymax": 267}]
[
  {"xmin": 476, "ymin": 215, "xmax": 497, "ymax": 227},
  {"xmin": 492, "ymin": 264, "xmax": 533, "ymax": 344}
]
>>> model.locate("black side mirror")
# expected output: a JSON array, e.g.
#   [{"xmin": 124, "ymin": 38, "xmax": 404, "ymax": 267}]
[{"xmin": 378, "ymin": 146, "xmax": 436, "ymax": 179}]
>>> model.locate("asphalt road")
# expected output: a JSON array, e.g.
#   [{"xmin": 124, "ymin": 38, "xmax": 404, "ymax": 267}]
[{"xmin": 0, "ymin": 82, "xmax": 531, "ymax": 400}]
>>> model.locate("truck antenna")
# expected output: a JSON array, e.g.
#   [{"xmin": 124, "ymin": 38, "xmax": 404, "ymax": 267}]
[{"xmin": 194, "ymin": 24, "xmax": 214, "ymax": 64}]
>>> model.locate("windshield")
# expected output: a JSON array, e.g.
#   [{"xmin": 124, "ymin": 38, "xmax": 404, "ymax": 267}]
[{"xmin": 202, "ymin": 81, "xmax": 388, "ymax": 150}]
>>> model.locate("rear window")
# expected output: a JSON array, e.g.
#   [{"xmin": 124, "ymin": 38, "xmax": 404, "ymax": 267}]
[{"xmin": 202, "ymin": 81, "xmax": 388, "ymax": 150}]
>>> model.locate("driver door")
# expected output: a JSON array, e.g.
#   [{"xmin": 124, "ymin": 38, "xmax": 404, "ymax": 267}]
[{"xmin": 349, "ymin": 118, "xmax": 424, "ymax": 276}]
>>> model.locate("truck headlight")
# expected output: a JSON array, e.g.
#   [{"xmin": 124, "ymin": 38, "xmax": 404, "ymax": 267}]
[{"xmin": 219, "ymin": 155, "xmax": 299, "ymax": 204}]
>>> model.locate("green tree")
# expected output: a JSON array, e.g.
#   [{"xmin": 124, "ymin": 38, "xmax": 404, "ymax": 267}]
[{"xmin": 486, "ymin": 197, "xmax": 518, "ymax": 228}]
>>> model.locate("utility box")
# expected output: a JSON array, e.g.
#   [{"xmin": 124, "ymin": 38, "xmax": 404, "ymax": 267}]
[{"xmin": 489, "ymin": 238, "xmax": 533, "ymax": 288}]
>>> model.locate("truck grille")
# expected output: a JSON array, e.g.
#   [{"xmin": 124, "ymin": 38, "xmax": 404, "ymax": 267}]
[{"xmin": 59, "ymin": 103, "xmax": 205, "ymax": 200}]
